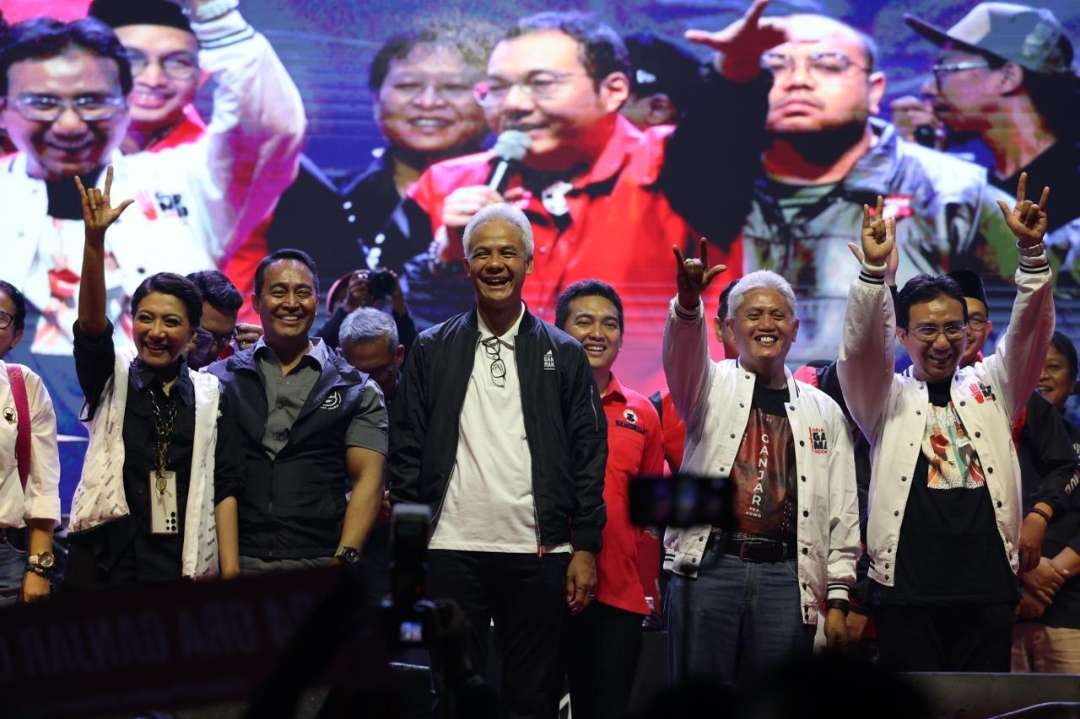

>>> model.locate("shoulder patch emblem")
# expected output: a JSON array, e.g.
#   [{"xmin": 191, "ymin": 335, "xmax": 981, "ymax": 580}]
[{"xmin": 320, "ymin": 390, "xmax": 342, "ymax": 411}]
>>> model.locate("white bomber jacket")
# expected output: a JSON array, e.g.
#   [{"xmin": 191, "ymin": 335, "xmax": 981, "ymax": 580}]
[
  {"xmin": 4, "ymin": 8, "xmax": 305, "ymax": 354},
  {"xmin": 662, "ymin": 298, "xmax": 860, "ymax": 625},
  {"xmin": 837, "ymin": 250, "xmax": 1055, "ymax": 587}
]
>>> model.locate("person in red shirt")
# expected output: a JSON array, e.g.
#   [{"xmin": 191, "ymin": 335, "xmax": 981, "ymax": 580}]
[
  {"xmin": 556, "ymin": 279, "xmax": 663, "ymax": 719},
  {"xmin": 394, "ymin": 7, "xmax": 780, "ymax": 390}
]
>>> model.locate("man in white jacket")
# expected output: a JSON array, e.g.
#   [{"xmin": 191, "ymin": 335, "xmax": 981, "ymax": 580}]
[
  {"xmin": 0, "ymin": 2, "xmax": 304, "ymax": 488},
  {"xmin": 663, "ymin": 240, "xmax": 859, "ymax": 686},
  {"xmin": 838, "ymin": 177, "xmax": 1055, "ymax": 671},
  {"xmin": 1, "ymin": 2, "xmax": 304, "ymax": 357}
]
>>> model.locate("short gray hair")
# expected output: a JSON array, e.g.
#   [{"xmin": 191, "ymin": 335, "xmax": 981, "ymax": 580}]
[
  {"xmin": 727, "ymin": 270, "xmax": 797, "ymax": 319},
  {"xmin": 462, "ymin": 203, "xmax": 534, "ymax": 259},
  {"xmin": 339, "ymin": 307, "xmax": 398, "ymax": 349}
]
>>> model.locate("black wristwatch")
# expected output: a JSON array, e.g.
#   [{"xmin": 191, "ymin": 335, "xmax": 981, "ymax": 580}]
[
  {"xmin": 334, "ymin": 546, "xmax": 362, "ymax": 564},
  {"xmin": 26, "ymin": 551, "xmax": 56, "ymax": 579}
]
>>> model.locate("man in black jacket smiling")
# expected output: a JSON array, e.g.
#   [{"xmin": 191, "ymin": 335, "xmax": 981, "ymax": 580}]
[{"xmin": 389, "ymin": 203, "xmax": 606, "ymax": 719}]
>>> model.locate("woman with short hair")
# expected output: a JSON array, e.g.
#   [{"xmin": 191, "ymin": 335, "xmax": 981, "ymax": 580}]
[{"xmin": 65, "ymin": 168, "xmax": 241, "ymax": 587}]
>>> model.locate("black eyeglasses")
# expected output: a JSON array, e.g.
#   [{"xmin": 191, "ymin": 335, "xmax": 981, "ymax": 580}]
[
  {"xmin": 124, "ymin": 48, "xmax": 200, "ymax": 81},
  {"xmin": 0, "ymin": 310, "xmax": 13, "ymax": 331},
  {"xmin": 481, "ymin": 337, "xmax": 507, "ymax": 388},
  {"xmin": 195, "ymin": 326, "xmax": 237, "ymax": 348}
]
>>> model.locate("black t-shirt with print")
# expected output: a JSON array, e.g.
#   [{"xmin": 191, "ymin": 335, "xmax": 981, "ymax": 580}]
[
  {"xmin": 727, "ymin": 381, "xmax": 798, "ymax": 545},
  {"xmin": 872, "ymin": 381, "xmax": 1018, "ymax": 606}
]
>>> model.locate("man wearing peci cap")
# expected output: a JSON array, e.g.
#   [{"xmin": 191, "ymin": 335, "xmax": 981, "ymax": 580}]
[
  {"xmin": 621, "ymin": 32, "xmax": 703, "ymax": 130},
  {"xmin": 908, "ymin": 3, "xmax": 1080, "ymax": 290}
]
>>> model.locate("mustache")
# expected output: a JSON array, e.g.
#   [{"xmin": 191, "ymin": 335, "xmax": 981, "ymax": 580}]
[{"xmin": 772, "ymin": 95, "xmax": 826, "ymax": 110}]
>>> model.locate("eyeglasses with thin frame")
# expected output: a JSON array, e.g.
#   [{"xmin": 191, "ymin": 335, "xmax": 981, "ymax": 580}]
[
  {"xmin": 967, "ymin": 316, "xmax": 988, "ymax": 331},
  {"xmin": 761, "ymin": 51, "xmax": 871, "ymax": 81},
  {"xmin": 0, "ymin": 310, "xmax": 13, "ymax": 331},
  {"xmin": 124, "ymin": 48, "xmax": 200, "ymax": 81},
  {"xmin": 930, "ymin": 61, "xmax": 991, "ymax": 92},
  {"xmin": 909, "ymin": 323, "xmax": 967, "ymax": 343},
  {"xmin": 481, "ymin": 337, "xmax": 507, "ymax": 388},
  {"xmin": 7, "ymin": 93, "xmax": 126, "ymax": 122},
  {"xmin": 195, "ymin": 326, "xmax": 238, "ymax": 348},
  {"xmin": 385, "ymin": 76, "xmax": 476, "ymax": 102},
  {"xmin": 474, "ymin": 70, "xmax": 589, "ymax": 108}
]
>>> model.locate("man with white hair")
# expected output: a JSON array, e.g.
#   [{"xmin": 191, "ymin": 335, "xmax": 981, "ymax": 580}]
[
  {"xmin": 388, "ymin": 203, "xmax": 606, "ymax": 718},
  {"xmin": 663, "ymin": 241, "xmax": 859, "ymax": 685},
  {"xmin": 339, "ymin": 307, "xmax": 405, "ymax": 403}
]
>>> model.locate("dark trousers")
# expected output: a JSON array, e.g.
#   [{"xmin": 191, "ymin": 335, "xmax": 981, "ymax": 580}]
[
  {"xmin": 565, "ymin": 601, "xmax": 644, "ymax": 719},
  {"xmin": 876, "ymin": 603, "xmax": 1014, "ymax": 672},
  {"xmin": 426, "ymin": 549, "xmax": 570, "ymax": 719}
]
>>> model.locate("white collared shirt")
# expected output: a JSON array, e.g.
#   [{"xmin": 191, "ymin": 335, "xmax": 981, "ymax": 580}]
[
  {"xmin": 430, "ymin": 305, "xmax": 568, "ymax": 553},
  {"xmin": 0, "ymin": 361, "xmax": 61, "ymax": 529}
]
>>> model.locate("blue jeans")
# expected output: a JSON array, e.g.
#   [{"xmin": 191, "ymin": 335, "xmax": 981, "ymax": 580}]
[
  {"xmin": 0, "ymin": 534, "xmax": 27, "ymax": 607},
  {"xmin": 666, "ymin": 538, "xmax": 810, "ymax": 686}
]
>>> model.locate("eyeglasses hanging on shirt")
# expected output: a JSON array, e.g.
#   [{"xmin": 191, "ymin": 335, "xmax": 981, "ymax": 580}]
[{"xmin": 481, "ymin": 337, "xmax": 508, "ymax": 389}]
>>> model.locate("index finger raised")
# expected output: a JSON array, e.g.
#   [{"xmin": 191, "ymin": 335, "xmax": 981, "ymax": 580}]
[
  {"xmin": 104, "ymin": 165, "xmax": 114, "ymax": 201},
  {"xmin": 699, "ymin": 237, "xmax": 709, "ymax": 267},
  {"xmin": 1016, "ymin": 171, "xmax": 1028, "ymax": 206},
  {"xmin": 744, "ymin": 0, "xmax": 770, "ymax": 28}
]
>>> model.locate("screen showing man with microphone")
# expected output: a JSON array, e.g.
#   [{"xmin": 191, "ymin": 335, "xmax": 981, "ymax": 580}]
[{"xmin": 394, "ymin": 10, "xmax": 751, "ymax": 390}]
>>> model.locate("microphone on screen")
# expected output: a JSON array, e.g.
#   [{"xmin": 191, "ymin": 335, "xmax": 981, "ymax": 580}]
[
  {"xmin": 914, "ymin": 125, "xmax": 938, "ymax": 148},
  {"xmin": 486, "ymin": 130, "xmax": 531, "ymax": 193}
]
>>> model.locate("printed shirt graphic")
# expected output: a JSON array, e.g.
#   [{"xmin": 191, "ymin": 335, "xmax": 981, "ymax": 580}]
[
  {"xmin": 874, "ymin": 382, "xmax": 1017, "ymax": 606},
  {"xmin": 728, "ymin": 384, "xmax": 797, "ymax": 543},
  {"xmin": 922, "ymin": 402, "xmax": 986, "ymax": 490}
]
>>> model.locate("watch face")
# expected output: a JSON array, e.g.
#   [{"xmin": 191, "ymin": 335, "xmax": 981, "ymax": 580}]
[{"xmin": 34, "ymin": 553, "xmax": 55, "ymax": 569}]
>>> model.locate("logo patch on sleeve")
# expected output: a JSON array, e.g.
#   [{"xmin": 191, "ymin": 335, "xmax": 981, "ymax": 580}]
[{"xmin": 809, "ymin": 427, "xmax": 829, "ymax": 454}]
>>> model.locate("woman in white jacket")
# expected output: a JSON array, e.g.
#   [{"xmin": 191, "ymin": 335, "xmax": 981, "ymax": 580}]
[
  {"xmin": 0, "ymin": 280, "xmax": 61, "ymax": 605},
  {"xmin": 65, "ymin": 168, "xmax": 241, "ymax": 587}
]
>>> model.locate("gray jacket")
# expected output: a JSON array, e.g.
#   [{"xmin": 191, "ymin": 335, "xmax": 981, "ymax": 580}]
[{"xmin": 738, "ymin": 119, "xmax": 1015, "ymax": 362}]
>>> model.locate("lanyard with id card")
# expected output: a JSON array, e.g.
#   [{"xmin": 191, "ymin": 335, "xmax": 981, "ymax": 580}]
[{"xmin": 148, "ymin": 386, "xmax": 180, "ymax": 535}]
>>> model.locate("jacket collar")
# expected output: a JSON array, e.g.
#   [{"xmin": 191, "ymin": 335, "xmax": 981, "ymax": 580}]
[
  {"xmin": 736, "ymin": 358, "xmax": 801, "ymax": 401},
  {"xmin": 570, "ymin": 115, "xmax": 652, "ymax": 192},
  {"xmin": 602, "ymin": 373, "xmax": 627, "ymax": 404}
]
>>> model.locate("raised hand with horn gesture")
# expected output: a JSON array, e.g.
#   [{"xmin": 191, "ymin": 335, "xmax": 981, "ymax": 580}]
[
  {"xmin": 996, "ymin": 172, "xmax": 1050, "ymax": 250},
  {"xmin": 673, "ymin": 238, "xmax": 727, "ymax": 310}
]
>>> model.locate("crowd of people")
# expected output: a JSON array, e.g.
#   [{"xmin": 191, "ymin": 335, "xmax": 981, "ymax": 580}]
[{"xmin": 1, "ymin": 0, "xmax": 1079, "ymax": 717}]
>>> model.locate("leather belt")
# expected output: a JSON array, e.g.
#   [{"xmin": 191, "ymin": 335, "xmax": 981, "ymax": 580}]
[{"xmin": 719, "ymin": 537, "xmax": 794, "ymax": 563}]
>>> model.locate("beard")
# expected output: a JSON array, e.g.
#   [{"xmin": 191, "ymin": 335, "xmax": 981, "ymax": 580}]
[{"xmin": 768, "ymin": 120, "xmax": 868, "ymax": 166}]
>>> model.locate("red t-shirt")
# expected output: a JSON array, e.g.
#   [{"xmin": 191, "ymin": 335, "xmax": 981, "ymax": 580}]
[{"xmin": 598, "ymin": 376, "xmax": 665, "ymax": 614}]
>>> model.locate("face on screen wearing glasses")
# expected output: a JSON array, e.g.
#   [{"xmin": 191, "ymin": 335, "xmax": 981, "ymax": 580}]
[
  {"xmin": 480, "ymin": 30, "xmax": 629, "ymax": 163},
  {"xmin": 1, "ymin": 48, "xmax": 129, "ymax": 181},
  {"xmin": 115, "ymin": 23, "xmax": 200, "ymax": 130},
  {"xmin": 763, "ymin": 19, "xmax": 884, "ymax": 136}
]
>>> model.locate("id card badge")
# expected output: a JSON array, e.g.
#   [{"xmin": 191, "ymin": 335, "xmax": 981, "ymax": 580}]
[{"xmin": 149, "ymin": 470, "xmax": 179, "ymax": 535}]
